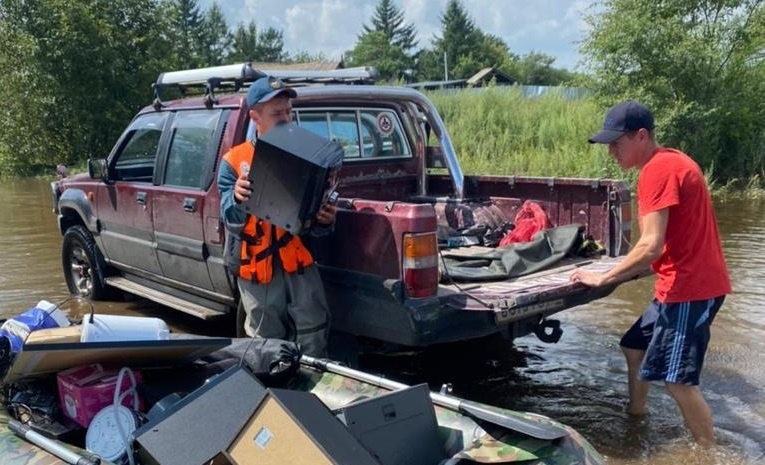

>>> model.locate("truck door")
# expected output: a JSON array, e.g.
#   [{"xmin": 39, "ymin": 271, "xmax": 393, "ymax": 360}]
[
  {"xmin": 152, "ymin": 109, "xmax": 225, "ymax": 291},
  {"xmin": 96, "ymin": 113, "xmax": 165, "ymax": 276}
]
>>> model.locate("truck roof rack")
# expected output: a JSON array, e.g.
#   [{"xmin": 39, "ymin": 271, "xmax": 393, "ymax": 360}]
[{"xmin": 151, "ymin": 62, "xmax": 379, "ymax": 110}]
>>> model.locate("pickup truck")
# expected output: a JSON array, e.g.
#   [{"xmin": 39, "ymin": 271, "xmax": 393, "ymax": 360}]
[{"xmin": 51, "ymin": 63, "xmax": 636, "ymax": 350}]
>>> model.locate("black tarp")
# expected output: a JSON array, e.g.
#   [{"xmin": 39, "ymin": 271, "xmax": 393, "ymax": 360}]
[{"xmin": 439, "ymin": 223, "xmax": 584, "ymax": 282}]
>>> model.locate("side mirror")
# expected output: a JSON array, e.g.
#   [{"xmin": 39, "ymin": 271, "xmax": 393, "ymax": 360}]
[{"xmin": 88, "ymin": 158, "xmax": 108, "ymax": 181}]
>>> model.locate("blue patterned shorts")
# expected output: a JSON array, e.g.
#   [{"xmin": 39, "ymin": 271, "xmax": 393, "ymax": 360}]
[{"xmin": 620, "ymin": 296, "xmax": 725, "ymax": 385}]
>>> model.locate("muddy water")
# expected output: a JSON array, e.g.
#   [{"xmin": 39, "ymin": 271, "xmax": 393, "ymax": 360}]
[{"xmin": 1, "ymin": 178, "xmax": 763, "ymax": 464}]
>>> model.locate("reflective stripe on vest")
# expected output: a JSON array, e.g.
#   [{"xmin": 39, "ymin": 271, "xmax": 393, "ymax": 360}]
[{"xmin": 223, "ymin": 142, "xmax": 314, "ymax": 284}]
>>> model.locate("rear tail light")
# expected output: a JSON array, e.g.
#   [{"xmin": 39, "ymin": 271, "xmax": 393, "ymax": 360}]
[{"xmin": 403, "ymin": 232, "xmax": 439, "ymax": 298}]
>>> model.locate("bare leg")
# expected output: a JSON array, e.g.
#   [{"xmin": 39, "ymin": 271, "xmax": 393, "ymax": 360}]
[
  {"xmin": 621, "ymin": 346, "xmax": 650, "ymax": 415},
  {"xmin": 665, "ymin": 382, "xmax": 715, "ymax": 447}
]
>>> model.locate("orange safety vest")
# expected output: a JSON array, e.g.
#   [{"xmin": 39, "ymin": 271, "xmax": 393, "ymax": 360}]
[{"xmin": 223, "ymin": 142, "xmax": 314, "ymax": 284}]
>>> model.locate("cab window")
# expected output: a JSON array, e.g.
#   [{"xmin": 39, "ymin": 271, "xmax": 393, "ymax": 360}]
[
  {"xmin": 163, "ymin": 110, "xmax": 222, "ymax": 189},
  {"xmin": 112, "ymin": 113, "xmax": 167, "ymax": 182},
  {"xmin": 295, "ymin": 108, "xmax": 411, "ymax": 160}
]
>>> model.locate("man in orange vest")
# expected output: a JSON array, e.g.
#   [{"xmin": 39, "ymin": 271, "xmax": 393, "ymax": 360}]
[{"xmin": 217, "ymin": 76, "xmax": 336, "ymax": 357}]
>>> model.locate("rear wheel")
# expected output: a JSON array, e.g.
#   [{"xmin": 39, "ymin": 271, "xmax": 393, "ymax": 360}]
[{"xmin": 62, "ymin": 225, "xmax": 109, "ymax": 300}]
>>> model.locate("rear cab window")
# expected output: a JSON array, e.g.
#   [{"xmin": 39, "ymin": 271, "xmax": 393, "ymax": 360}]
[
  {"xmin": 246, "ymin": 107, "xmax": 412, "ymax": 161},
  {"xmin": 296, "ymin": 108, "xmax": 411, "ymax": 160}
]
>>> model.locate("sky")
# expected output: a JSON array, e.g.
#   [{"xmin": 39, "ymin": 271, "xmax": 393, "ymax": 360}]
[{"xmin": 199, "ymin": 0, "xmax": 600, "ymax": 71}]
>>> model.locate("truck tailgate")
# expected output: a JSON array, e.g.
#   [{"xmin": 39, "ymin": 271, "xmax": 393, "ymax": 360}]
[{"xmin": 438, "ymin": 253, "xmax": 642, "ymax": 325}]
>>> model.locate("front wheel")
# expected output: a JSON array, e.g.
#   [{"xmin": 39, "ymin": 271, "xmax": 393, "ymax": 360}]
[{"xmin": 61, "ymin": 225, "xmax": 109, "ymax": 300}]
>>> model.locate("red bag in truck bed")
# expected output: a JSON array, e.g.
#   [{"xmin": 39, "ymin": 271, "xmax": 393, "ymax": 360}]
[{"xmin": 500, "ymin": 200, "xmax": 552, "ymax": 246}]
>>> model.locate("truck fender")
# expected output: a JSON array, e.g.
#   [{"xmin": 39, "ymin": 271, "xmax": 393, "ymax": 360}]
[{"xmin": 57, "ymin": 188, "xmax": 97, "ymax": 235}]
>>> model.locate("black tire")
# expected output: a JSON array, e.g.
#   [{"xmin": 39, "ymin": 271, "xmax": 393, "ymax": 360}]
[{"xmin": 61, "ymin": 225, "xmax": 109, "ymax": 300}]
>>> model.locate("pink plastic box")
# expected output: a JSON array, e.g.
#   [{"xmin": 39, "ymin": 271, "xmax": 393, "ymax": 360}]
[{"xmin": 56, "ymin": 364, "xmax": 143, "ymax": 428}]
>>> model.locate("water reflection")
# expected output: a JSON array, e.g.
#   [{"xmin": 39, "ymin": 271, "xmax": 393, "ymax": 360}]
[{"xmin": 1, "ymin": 179, "xmax": 763, "ymax": 464}]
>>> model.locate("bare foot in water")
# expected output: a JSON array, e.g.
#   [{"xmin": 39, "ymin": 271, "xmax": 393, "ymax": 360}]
[{"xmin": 626, "ymin": 404, "xmax": 648, "ymax": 416}]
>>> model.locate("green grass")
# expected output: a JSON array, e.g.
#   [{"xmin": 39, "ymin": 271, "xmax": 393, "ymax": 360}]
[{"xmin": 426, "ymin": 87, "xmax": 763, "ymax": 199}]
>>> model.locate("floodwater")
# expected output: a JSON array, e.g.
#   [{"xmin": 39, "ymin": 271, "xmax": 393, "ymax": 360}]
[{"xmin": 1, "ymin": 177, "xmax": 763, "ymax": 464}]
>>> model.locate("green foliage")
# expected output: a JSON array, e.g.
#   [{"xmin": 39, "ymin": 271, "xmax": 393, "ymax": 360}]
[
  {"xmin": 421, "ymin": 0, "xmax": 517, "ymax": 82},
  {"xmin": 288, "ymin": 51, "xmax": 329, "ymax": 63},
  {"xmin": 362, "ymin": 0, "xmax": 418, "ymax": 51},
  {"xmin": 430, "ymin": 0, "xmax": 483, "ymax": 80},
  {"xmin": 162, "ymin": 0, "xmax": 207, "ymax": 69},
  {"xmin": 200, "ymin": 2, "xmax": 232, "ymax": 66},
  {"xmin": 580, "ymin": 0, "xmax": 765, "ymax": 182},
  {"xmin": 511, "ymin": 52, "xmax": 578, "ymax": 85},
  {"xmin": 348, "ymin": 0, "xmax": 416, "ymax": 81},
  {"xmin": 347, "ymin": 31, "xmax": 411, "ymax": 81},
  {"xmin": 427, "ymin": 88, "xmax": 627, "ymax": 181},
  {"xmin": 0, "ymin": 0, "xmax": 165, "ymax": 176},
  {"xmin": 229, "ymin": 21, "xmax": 287, "ymax": 62}
]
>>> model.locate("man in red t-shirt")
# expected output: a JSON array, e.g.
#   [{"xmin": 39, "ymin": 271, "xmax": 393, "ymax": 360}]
[{"xmin": 570, "ymin": 100, "xmax": 731, "ymax": 447}]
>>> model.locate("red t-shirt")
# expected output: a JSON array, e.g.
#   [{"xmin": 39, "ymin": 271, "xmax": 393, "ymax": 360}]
[{"xmin": 637, "ymin": 148, "xmax": 731, "ymax": 302}]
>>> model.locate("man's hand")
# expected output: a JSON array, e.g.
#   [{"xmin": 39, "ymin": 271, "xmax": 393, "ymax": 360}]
[
  {"xmin": 234, "ymin": 171, "xmax": 252, "ymax": 203},
  {"xmin": 315, "ymin": 204, "xmax": 336, "ymax": 225},
  {"xmin": 569, "ymin": 269, "xmax": 607, "ymax": 288}
]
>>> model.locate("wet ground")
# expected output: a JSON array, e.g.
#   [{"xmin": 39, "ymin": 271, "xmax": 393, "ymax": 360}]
[{"xmin": 2, "ymin": 178, "xmax": 763, "ymax": 464}]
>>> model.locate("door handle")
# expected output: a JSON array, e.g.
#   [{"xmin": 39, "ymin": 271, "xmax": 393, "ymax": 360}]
[
  {"xmin": 136, "ymin": 192, "xmax": 147, "ymax": 206},
  {"xmin": 183, "ymin": 198, "xmax": 197, "ymax": 213}
]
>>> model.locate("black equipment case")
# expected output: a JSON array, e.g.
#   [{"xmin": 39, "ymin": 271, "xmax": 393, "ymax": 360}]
[{"xmin": 243, "ymin": 124, "xmax": 344, "ymax": 235}]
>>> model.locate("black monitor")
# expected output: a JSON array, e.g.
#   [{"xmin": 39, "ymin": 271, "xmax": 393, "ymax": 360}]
[{"xmin": 335, "ymin": 383, "xmax": 446, "ymax": 465}]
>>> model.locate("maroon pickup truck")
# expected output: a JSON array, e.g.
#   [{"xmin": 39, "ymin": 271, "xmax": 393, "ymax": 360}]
[{"xmin": 51, "ymin": 63, "xmax": 637, "ymax": 350}]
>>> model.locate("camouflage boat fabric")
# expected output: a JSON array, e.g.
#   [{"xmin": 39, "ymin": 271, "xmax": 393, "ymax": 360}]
[
  {"xmin": 291, "ymin": 366, "xmax": 605, "ymax": 465},
  {"xmin": 0, "ymin": 366, "xmax": 604, "ymax": 465}
]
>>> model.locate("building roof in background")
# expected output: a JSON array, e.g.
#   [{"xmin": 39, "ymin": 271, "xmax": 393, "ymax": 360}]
[
  {"xmin": 406, "ymin": 67, "xmax": 516, "ymax": 90},
  {"xmin": 467, "ymin": 67, "xmax": 516, "ymax": 86}
]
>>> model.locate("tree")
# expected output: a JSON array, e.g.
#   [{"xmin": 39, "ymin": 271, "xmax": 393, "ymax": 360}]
[
  {"xmin": 512, "ymin": 52, "xmax": 576, "ymax": 85},
  {"xmin": 163, "ymin": 0, "xmax": 207, "ymax": 68},
  {"xmin": 362, "ymin": 0, "xmax": 417, "ymax": 52},
  {"xmin": 581, "ymin": 0, "xmax": 765, "ymax": 181},
  {"xmin": 200, "ymin": 2, "xmax": 231, "ymax": 66},
  {"xmin": 430, "ymin": 0, "xmax": 482, "ymax": 80},
  {"xmin": 348, "ymin": 31, "xmax": 410, "ymax": 81},
  {"xmin": 256, "ymin": 27, "xmax": 287, "ymax": 62},
  {"xmin": 229, "ymin": 21, "xmax": 287, "ymax": 62},
  {"xmin": 287, "ymin": 51, "xmax": 330, "ymax": 64},
  {"xmin": 347, "ymin": 0, "xmax": 417, "ymax": 81},
  {"xmin": 0, "ymin": 0, "xmax": 167, "ymax": 175},
  {"xmin": 424, "ymin": 0, "xmax": 515, "ymax": 81}
]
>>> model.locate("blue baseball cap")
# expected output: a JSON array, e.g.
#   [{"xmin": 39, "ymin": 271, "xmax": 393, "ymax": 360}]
[
  {"xmin": 246, "ymin": 76, "xmax": 297, "ymax": 108},
  {"xmin": 589, "ymin": 100, "xmax": 655, "ymax": 144}
]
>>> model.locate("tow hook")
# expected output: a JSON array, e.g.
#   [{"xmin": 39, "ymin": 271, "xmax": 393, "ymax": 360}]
[{"xmin": 534, "ymin": 319, "xmax": 563, "ymax": 343}]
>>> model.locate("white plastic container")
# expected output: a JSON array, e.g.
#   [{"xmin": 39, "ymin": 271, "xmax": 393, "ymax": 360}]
[{"xmin": 80, "ymin": 314, "xmax": 170, "ymax": 343}]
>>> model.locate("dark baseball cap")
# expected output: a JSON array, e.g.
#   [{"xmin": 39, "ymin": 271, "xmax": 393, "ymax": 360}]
[
  {"xmin": 246, "ymin": 76, "xmax": 297, "ymax": 108},
  {"xmin": 588, "ymin": 100, "xmax": 655, "ymax": 144}
]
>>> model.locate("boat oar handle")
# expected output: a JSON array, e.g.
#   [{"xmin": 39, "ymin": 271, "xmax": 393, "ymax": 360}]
[
  {"xmin": 9, "ymin": 419, "xmax": 101, "ymax": 465},
  {"xmin": 300, "ymin": 356, "xmax": 569, "ymax": 441}
]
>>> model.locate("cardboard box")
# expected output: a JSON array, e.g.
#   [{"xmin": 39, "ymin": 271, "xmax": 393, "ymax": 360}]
[
  {"xmin": 24, "ymin": 325, "xmax": 82, "ymax": 345},
  {"xmin": 56, "ymin": 364, "xmax": 143, "ymax": 428},
  {"xmin": 225, "ymin": 389, "xmax": 381, "ymax": 465}
]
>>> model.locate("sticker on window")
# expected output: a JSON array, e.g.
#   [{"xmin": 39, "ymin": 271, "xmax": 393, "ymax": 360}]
[{"xmin": 376, "ymin": 112, "xmax": 394, "ymax": 136}]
